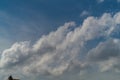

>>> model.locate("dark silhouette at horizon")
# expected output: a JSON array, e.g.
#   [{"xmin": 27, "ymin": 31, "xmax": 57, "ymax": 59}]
[{"xmin": 8, "ymin": 75, "xmax": 20, "ymax": 80}]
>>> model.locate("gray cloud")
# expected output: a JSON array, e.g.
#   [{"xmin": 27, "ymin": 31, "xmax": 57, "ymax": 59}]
[{"xmin": 87, "ymin": 39, "xmax": 120, "ymax": 61}]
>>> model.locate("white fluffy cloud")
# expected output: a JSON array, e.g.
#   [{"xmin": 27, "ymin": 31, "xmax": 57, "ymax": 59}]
[
  {"xmin": 1, "ymin": 12, "xmax": 120, "ymax": 80},
  {"xmin": 0, "ymin": 41, "xmax": 30, "ymax": 68}
]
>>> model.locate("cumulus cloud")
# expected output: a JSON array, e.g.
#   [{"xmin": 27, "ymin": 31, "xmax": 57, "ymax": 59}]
[
  {"xmin": 0, "ymin": 41, "xmax": 30, "ymax": 68},
  {"xmin": 1, "ymin": 12, "xmax": 120, "ymax": 80}
]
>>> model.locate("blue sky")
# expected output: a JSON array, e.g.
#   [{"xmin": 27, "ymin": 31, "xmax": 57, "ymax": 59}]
[
  {"xmin": 0, "ymin": 0, "xmax": 120, "ymax": 42},
  {"xmin": 1, "ymin": 0, "xmax": 120, "ymax": 80}
]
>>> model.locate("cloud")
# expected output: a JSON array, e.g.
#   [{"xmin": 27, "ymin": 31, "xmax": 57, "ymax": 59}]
[
  {"xmin": 100, "ymin": 0, "xmax": 120, "ymax": 3},
  {"xmin": 1, "ymin": 12, "xmax": 120, "ymax": 80},
  {"xmin": 117, "ymin": 0, "xmax": 120, "ymax": 2},
  {"xmin": 97, "ymin": 0, "xmax": 104, "ymax": 3},
  {"xmin": 80, "ymin": 11, "xmax": 89, "ymax": 17},
  {"xmin": 80, "ymin": 72, "xmax": 120, "ymax": 80},
  {"xmin": 87, "ymin": 39, "xmax": 120, "ymax": 61},
  {"xmin": 0, "ymin": 41, "xmax": 30, "ymax": 68},
  {"xmin": 87, "ymin": 39, "xmax": 120, "ymax": 72}
]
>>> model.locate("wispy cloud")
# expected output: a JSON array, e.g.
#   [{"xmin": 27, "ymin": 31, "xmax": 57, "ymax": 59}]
[
  {"xmin": 80, "ymin": 10, "xmax": 90, "ymax": 17},
  {"xmin": 117, "ymin": 0, "xmax": 120, "ymax": 2},
  {"xmin": 97, "ymin": 0, "xmax": 104, "ymax": 3}
]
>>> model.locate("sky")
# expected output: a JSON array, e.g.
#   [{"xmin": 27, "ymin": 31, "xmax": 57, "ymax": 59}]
[{"xmin": 1, "ymin": 0, "xmax": 120, "ymax": 80}]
